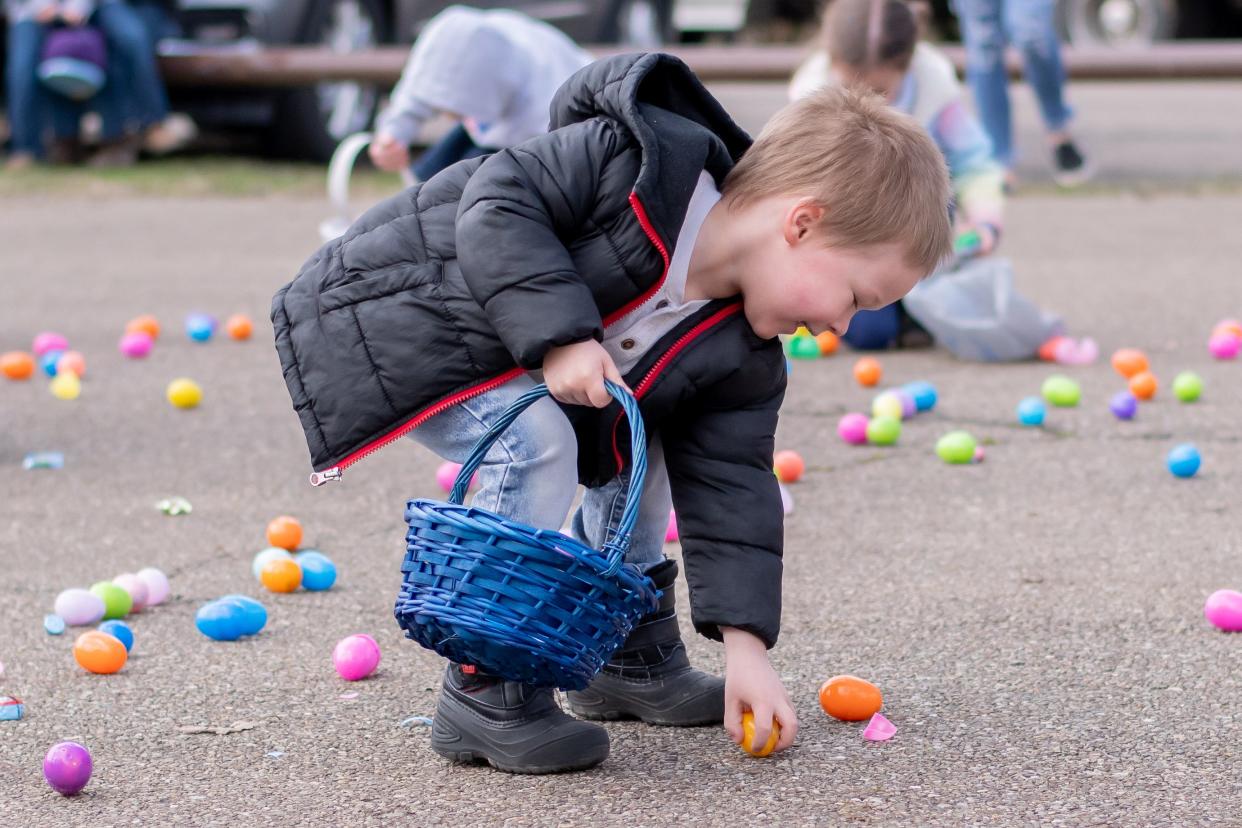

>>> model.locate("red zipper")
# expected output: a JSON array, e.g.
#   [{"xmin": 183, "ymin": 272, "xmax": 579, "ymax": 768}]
[
  {"xmin": 309, "ymin": 367, "xmax": 525, "ymax": 486},
  {"xmin": 607, "ymin": 302, "xmax": 744, "ymax": 473},
  {"xmin": 309, "ymin": 192, "xmax": 672, "ymax": 487}
]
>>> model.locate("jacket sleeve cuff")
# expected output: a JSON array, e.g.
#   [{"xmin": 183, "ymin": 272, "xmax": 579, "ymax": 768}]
[{"xmin": 683, "ymin": 544, "xmax": 782, "ymax": 649}]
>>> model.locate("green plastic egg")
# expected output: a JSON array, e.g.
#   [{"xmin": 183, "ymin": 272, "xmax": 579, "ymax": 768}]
[
  {"xmin": 786, "ymin": 336, "xmax": 820, "ymax": 360},
  {"xmin": 935, "ymin": 430, "xmax": 978, "ymax": 464},
  {"xmin": 866, "ymin": 416, "xmax": 901, "ymax": 446},
  {"xmin": 1172, "ymin": 371, "xmax": 1203, "ymax": 403},
  {"xmin": 89, "ymin": 582, "xmax": 133, "ymax": 620},
  {"xmin": 1041, "ymin": 375, "xmax": 1081, "ymax": 407}
]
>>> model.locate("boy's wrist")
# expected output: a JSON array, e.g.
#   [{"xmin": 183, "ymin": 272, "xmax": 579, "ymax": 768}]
[{"xmin": 721, "ymin": 626, "xmax": 766, "ymax": 652}]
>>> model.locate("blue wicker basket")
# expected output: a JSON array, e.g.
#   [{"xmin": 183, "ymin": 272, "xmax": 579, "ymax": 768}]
[{"xmin": 395, "ymin": 381, "xmax": 659, "ymax": 690}]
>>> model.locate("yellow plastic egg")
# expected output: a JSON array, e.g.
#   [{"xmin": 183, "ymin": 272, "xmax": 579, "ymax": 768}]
[
  {"xmin": 740, "ymin": 711, "xmax": 779, "ymax": 757},
  {"xmin": 49, "ymin": 371, "xmax": 81, "ymax": 400},
  {"xmin": 166, "ymin": 378, "xmax": 203, "ymax": 409}
]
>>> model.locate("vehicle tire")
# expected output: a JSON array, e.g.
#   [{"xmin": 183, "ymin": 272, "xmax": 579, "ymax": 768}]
[
  {"xmin": 598, "ymin": 0, "xmax": 674, "ymax": 46},
  {"xmin": 268, "ymin": 0, "xmax": 388, "ymax": 161},
  {"xmin": 1058, "ymin": 0, "xmax": 1177, "ymax": 48}
]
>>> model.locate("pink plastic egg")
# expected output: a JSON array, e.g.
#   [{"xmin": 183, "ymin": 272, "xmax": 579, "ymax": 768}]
[
  {"xmin": 837, "ymin": 413, "xmax": 870, "ymax": 445},
  {"xmin": 1204, "ymin": 589, "xmax": 1242, "ymax": 632},
  {"xmin": 112, "ymin": 574, "xmax": 149, "ymax": 612},
  {"xmin": 1208, "ymin": 332, "xmax": 1240, "ymax": 360},
  {"xmin": 665, "ymin": 510, "xmax": 679, "ymax": 543},
  {"xmin": 333, "ymin": 634, "xmax": 381, "ymax": 681},
  {"xmin": 118, "ymin": 331, "xmax": 153, "ymax": 358},
  {"xmin": 137, "ymin": 567, "xmax": 171, "ymax": 606},
  {"xmin": 32, "ymin": 332, "xmax": 69, "ymax": 357}
]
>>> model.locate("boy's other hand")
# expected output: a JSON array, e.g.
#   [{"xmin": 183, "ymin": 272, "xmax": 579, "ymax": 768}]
[
  {"xmin": 37, "ymin": 6, "xmax": 59, "ymax": 22},
  {"xmin": 721, "ymin": 626, "xmax": 798, "ymax": 754},
  {"xmin": 368, "ymin": 133, "xmax": 410, "ymax": 173},
  {"xmin": 954, "ymin": 222, "xmax": 998, "ymax": 257},
  {"xmin": 543, "ymin": 339, "xmax": 629, "ymax": 408}
]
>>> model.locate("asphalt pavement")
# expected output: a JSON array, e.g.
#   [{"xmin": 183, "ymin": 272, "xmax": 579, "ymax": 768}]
[{"xmin": 2, "ymin": 80, "xmax": 1241, "ymax": 826}]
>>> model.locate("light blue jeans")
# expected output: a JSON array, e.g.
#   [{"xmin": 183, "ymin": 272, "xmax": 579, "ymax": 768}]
[
  {"xmin": 953, "ymin": 0, "xmax": 1074, "ymax": 167},
  {"xmin": 409, "ymin": 375, "xmax": 670, "ymax": 572}
]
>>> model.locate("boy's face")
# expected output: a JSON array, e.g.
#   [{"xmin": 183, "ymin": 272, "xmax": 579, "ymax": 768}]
[{"xmin": 742, "ymin": 200, "xmax": 924, "ymax": 341}]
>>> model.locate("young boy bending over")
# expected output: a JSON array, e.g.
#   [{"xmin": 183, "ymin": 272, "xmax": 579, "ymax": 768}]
[{"xmin": 273, "ymin": 53, "xmax": 951, "ymax": 773}]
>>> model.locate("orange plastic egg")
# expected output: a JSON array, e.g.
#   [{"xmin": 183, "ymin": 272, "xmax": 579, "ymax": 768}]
[
  {"xmin": 853, "ymin": 357, "xmax": 882, "ymax": 387},
  {"xmin": 265, "ymin": 515, "xmax": 303, "ymax": 551},
  {"xmin": 1, "ymin": 351, "xmax": 35, "ymax": 380},
  {"xmin": 1213, "ymin": 319, "xmax": 1242, "ymax": 339},
  {"xmin": 816, "ymin": 331, "xmax": 839, "ymax": 355},
  {"xmin": 740, "ymin": 711, "xmax": 779, "ymax": 757},
  {"xmin": 225, "ymin": 314, "xmax": 253, "ymax": 340},
  {"xmin": 260, "ymin": 557, "xmax": 302, "ymax": 593},
  {"xmin": 773, "ymin": 450, "xmax": 805, "ymax": 483},
  {"xmin": 818, "ymin": 674, "xmax": 883, "ymax": 722},
  {"xmin": 73, "ymin": 630, "xmax": 128, "ymax": 674},
  {"xmin": 125, "ymin": 314, "xmax": 161, "ymax": 340},
  {"xmin": 1110, "ymin": 348, "xmax": 1148, "ymax": 379},
  {"xmin": 56, "ymin": 350, "xmax": 86, "ymax": 379},
  {"xmin": 1129, "ymin": 370, "xmax": 1158, "ymax": 400}
]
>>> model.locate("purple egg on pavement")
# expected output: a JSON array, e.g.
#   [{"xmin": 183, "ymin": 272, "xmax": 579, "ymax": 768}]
[
  {"xmin": 1109, "ymin": 391, "xmax": 1138, "ymax": 421},
  {"xmin": 118, "ymin": 331, "xmax": 153, "ymax": 358},
  {"xmin": 43, "ymin": 741, "xmax": 93, "ymax": 796},
  {"xmin": 837, "ymin": 413, "xmax": 870, "ymax": 445}
]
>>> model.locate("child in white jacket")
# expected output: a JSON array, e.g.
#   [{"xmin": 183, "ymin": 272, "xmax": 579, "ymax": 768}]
[{"xmin": 368, "ymin": 5, "xmax": 592, "ymax": 181}]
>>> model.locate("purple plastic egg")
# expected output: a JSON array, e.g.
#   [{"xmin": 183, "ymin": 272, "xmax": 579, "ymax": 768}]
[
  {"xmin": 894, "ymin": 390, "xmax": 917, "ymax": 420},
  {"xmin": 837, "ymin": 413, "xmax": 870, "ymax": 445},
  {"xmin": 113, "ymin": 573, "xmax": 149, "ymax": 612},
  {"xmin": 43, "ymin": 741, "xmax": 92, "ymax": 796},
  {"xmin": 118, "ymin": 331, "xmax": 153, "ymax": 358},
  {"xmin": 53, "ymin": 588, "xmax": 106, "ymax": 626},
  {"xmin": 32, "ymin": 332, "xmax": 69, "ymax": 357},
  {"xmin": 1109, "ymin": 391, "xmax": 1138, "ymax": 421},
  {"xmin": 1204, "ymin": 589, "xmax": 1242, "ymax": 632}
]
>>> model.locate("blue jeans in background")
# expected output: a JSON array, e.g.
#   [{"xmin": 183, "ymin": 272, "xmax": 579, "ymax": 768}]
[
  {"xmin": 842, "ymin": 303, "xmax": 904, "ymax": 351},
  {"xmin": 953, "ymin": 0, "xmax": 1073, "ymax": 167},
  {"xmin": 94, "ymin": 1, "xmax": 170, "ymax": 134},
  {"xmin": 409, "ymin": 374, "xmax": 669, "ymax": 572},
  {"xmin": 412, "ymin": 122, "xmax": 495, "ymax": 181},
  {"xmin": 5, "ymin": 21, "xmax": 53, "ymax": 156}
]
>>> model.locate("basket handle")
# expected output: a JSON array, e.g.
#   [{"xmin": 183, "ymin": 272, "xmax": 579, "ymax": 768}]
[{"xmin": 449, "ymin": 381, "xmax": 646, "ymax": 578}]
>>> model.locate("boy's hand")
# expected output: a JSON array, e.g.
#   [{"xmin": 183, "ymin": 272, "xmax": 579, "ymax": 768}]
[
  {"xmin": 954, "ymin": 222, "xmax": 998, "ymax": 258},
  {"xmin": 368, "ymin": 132, "xmax": 410, "ymax": 173},
  {"xmin": 543, "ymin": 339, "xmax": 629, "ymax": 408},
  {"xmin": 722, "ymin": 626, "xmax": 797, "ymax": 754}
]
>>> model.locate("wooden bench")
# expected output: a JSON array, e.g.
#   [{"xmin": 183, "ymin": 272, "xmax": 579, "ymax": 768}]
[{"xmin": 158, "ymin": 41, "xmax": 1242, "ymax": 87}]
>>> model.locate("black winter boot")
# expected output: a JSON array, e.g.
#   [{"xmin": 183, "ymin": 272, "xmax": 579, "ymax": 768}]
[
  {"xmin": 430, "ymin": 664, "xmax": 610, "ymax": 774},
  {"xmin": 567, "ymin": 559, "xmax": 724, "ymax": 726}
]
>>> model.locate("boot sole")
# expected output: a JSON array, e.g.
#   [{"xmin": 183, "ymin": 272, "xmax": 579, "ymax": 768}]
[
  {"xmin": 569, "ymin": 706, "xmax": 720, "ymax": 727},
  {"xmin": 431, "ymin": 692, "xmax": 609, "ymax": 774}
]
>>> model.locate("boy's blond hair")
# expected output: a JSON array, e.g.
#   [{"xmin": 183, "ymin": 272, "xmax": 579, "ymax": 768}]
[{"xmin": 723, "ymin": 85, "xmax": 952, "ymax": 275}]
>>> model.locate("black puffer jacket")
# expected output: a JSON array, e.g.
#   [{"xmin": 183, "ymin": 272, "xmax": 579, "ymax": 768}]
[{"xmin": 272, "ymin": 53, "xmax": 787, "ymax": 647}]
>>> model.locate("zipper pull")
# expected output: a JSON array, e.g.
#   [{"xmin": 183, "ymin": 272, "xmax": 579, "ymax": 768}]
[{"xmin": 309, "ymin": 467, "xmax": 342, "ymax": 487}]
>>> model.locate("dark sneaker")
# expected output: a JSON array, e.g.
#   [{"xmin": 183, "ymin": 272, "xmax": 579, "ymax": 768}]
[
  {"xmin": 430, "ymin": 664, "xmax": 609, "ymax": 774},
  {"xmin": 1051, "ymin": 140, "xmax": 1092, "ymax": 188},
  {"xmin": 568, "ymin": 559, "xmax": 724, "ymax": 726}
]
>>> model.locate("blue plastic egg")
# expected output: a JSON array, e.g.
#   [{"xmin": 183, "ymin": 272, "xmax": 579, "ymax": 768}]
[
  {"xmin": 185, "ymin": 313, "xmax": 216, "ymax": 343},
  {"xmin": 98, "ymin": 620, "xmax": 134, "ymax": 652},
  {"xmin": 40, "ymin": 350, "xmax": 63, "ymax": 377},
  {"xmin": 1167, "ymin": 444, "xmax": 1200, "ymax": 478},
  {"xmin": 218, "ymin": 595, "xmax": 268, "ymax": 636},
  {"xmin": 903, "ymin": 381, "xmax": 937, "ymax": 412},
  {"xmin": 1016, "ymin": 396, "xmax": 1046, "ymax": 426},
  {"xmin": 295, "ymin": 551, "xmax": 337, "ymax": 591},
  {"xmin": 195, "ymin": 599, "xmax": 256, "ymax": 641}
]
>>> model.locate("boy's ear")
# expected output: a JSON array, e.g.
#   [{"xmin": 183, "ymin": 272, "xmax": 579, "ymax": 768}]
[{"xmin": 784, "ymin": 199, "xmax": 826, "ymax": 245}]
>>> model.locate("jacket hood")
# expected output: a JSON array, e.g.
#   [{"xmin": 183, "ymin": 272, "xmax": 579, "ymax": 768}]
[{"xmin": 549, "ymin": 53, "xmax": 753, "ymax": 250}]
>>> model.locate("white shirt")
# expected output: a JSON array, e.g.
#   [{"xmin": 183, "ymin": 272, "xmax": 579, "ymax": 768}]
[{"xmin": 603, "ymin": 171, "xmax": 719, "ymax": 375}]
